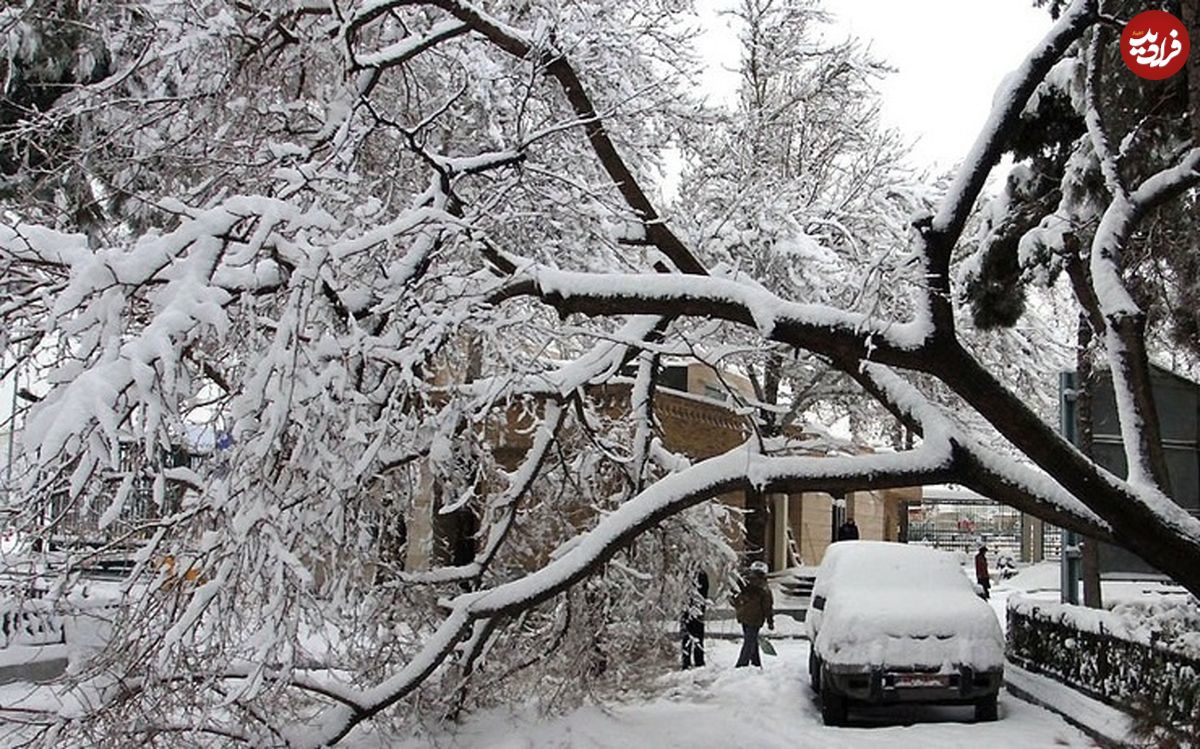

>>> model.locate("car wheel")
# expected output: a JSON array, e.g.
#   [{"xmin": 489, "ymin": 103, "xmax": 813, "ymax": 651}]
[
  {"xmin": 974, "ymin": 694, "xmax": 999, "ymax": 722},
  {"xmin": 808, "ymin": 651, "xmax": 820, "ymax": 692},
  {"xmin": 820, "ymin": 679, "xmax": 848, "ymax": 726}
]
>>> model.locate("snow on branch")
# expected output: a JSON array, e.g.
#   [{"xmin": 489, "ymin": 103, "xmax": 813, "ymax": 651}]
[
  {"xmin": 495, "ymin": 266, "xmax": 1148, "ymax": 538},
  {"xmin": 303, "ymin": 440, "xmax": 959, "ymax": 745},
  {"xmin": 956, "ymin": 445, "xmax": 1110, "ymax": 538},
  {"xmin": 1086, "ymin": 148, "xmax": 1200, "ymax": 490},
  {"xmin": 462, "ymin": 315, "xmax": 667, "ymax": 401},
  {"xmin": 399, "ymin": 401, "xmax": 567, "ymax": 585},
  {"xmin": 351, "ymin": 19, "xmax": 469, "ymax": 70},
  {"xmin": 1128, "ymin": 146, "xmax": 1200, "ymax": 212},
  {"xmin": 1083, "ymin": 30, "xmax": 1128, "ymax": 199},
  {"xmin": 931, "ymin": 0, "xmax": 1096, "ymax": 244},
  {"xmin": 416, "ymin": 0, "xmax": 708, "ymax": 276},
  {"xmin": 855, "ymin": 363, "xmax": 1110, "ymax": 536},
  {"xmin": 937, "ymin": 343, "xmax": 1200, "ymax": 548},
  {"xmin": 500, "ymin": 266, "xmax": 932, "ymax": 364}
]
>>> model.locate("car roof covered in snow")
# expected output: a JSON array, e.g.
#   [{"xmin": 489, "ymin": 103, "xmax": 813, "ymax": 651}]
[
  {"xmin": 814, "ymin": 541, "xmax": 974, "ymax": 593},
  {"xmin": 809, "ymin": 541, "xmax": 1003, "ymax": 670}
]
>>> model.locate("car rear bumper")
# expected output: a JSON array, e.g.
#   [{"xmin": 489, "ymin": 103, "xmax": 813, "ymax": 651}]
[{"xmin": 824, "ymin": 665, "xmax": 1002, "ymax": 704}]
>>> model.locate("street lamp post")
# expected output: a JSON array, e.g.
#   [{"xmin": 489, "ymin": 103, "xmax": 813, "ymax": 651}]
[{"xmin": 1059, "ymin": 371, "xmax": 1082, "ymax": 605}]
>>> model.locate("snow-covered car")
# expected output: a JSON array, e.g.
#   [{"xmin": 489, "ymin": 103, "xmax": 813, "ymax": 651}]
[{"xmin": 806, "ymin": 541, "xmax": 1004, "ymax": 726}]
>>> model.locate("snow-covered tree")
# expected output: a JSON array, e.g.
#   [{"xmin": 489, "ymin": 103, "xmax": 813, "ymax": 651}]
[
  {"xmin": 967, "ymin": 0, "xmax": 1200, "ymax": 605},
  {"xmin": 1, "ymin": 0, "xmax": 1199, "ymax": 744},
  {"xmin": 673, "ymin": 0, "xmax": 924, "ymax": 557}
]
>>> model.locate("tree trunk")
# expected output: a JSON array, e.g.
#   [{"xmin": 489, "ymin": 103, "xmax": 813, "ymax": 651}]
[
  {"xmin": 1186, "ymin": 0, "xmax": 1200, "ymax": 152},
  {"xmin": 744, "ymin": 487, "xmax": 768, "ymax": 564},
  {"xmin": 744, "ymin": 350, "xmax": 785, "ymax": 565}
]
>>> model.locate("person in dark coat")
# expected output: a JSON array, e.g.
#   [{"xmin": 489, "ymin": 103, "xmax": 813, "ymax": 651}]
[
  {"xmin": 680, "ymin": 570, "xmax": 709, "ymax": 669},
  {"xmin": 975, "ymin": 545, "xmax": 991, "ymax": 600},
  {"xmin": 836, "ymin": 519, "xmax": 860, "ymax": 541},
  {"xmin": 732, "ymin": 561, "xmax": 774, "ymax": 668}
]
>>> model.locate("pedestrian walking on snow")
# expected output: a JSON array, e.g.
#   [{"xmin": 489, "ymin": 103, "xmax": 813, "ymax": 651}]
[
  {"xmin": 975, "ymin": 545, "xmax": 991, "ymax": 600},
  {"xmin": 732, "ymin": 561, "xmax": 774, "ymax": 668}
]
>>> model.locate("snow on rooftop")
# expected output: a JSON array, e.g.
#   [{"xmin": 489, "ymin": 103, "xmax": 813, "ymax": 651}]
[{"xmin": 920, "ymin": 483, "xmax": 990, "ymax": 502}]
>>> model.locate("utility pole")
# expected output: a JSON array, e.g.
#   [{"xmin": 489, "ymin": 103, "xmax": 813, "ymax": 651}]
[
  {"xmin": 1059, "ymin": 371, "xmax": 1082, "ymax": 604},
  {"xmin": 1076, "ymin": 319, "xmax": 1103, "ymax": 608}
]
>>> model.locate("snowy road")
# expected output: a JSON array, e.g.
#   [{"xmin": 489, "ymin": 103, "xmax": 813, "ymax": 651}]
[{"xmin": 382, "ymin": 639, "xmax": 1097, "ymax": 749}]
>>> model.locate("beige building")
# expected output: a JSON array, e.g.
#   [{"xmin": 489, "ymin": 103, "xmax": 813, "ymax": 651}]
[{"xmin": 407, "ymin": 361, "xmax": 919, "ymax": 571}]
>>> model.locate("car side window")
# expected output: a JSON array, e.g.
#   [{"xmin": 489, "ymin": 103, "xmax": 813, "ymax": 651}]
[{"xmin": 811, "ymin": 594, "xmax": 826, "ymax": 611}]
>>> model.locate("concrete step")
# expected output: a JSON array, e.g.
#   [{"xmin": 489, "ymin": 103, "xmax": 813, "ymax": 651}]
[{"xmin": 775, "ymin": 571, "xmax": 816, "ymax": 598}]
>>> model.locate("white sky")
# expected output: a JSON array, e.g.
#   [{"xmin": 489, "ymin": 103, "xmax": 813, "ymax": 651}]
[{"xmin": 694, "ymin": 0, "xmax": 1054, "ymax": 172}]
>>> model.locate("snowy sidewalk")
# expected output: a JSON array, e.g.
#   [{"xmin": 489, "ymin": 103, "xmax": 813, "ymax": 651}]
[
  {"xmin": 1004, "ymin": 662, "xmax": 1136, "ymax": 747},
  {"xmin": 374, "ymin": 639, "xmax": 1098, "ymax": 749},
  {"xmin": 0, "ymin": 644, "xmax": 68, "ymax": 686}
]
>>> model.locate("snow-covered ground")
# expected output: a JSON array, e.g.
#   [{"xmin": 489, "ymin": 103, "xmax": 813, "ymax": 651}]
[
  {"xmin": 985, "ymin": 561, "xmax": 1193, "ymax": 637},
  {"xmin": 369, "ymin": 639, "xmax": 1095, "ymax": 749},
  {"xmin": 3, "ymin": 559, "xmax": 1169, "ymax": 746}
]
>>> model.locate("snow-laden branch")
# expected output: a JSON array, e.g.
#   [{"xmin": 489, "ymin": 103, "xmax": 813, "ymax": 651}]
[
  {"xmin": 854, "ymin": 363, "xmax": 1111, "ymax": 537},
  {"xmin": 21, "ymin": 199, "xmax": 329, "ymax": 465},
  {"xmin": 1083, "ymin": 30, "xmax": 1127, "ymax": 199},
  {"xmin": 352, "ymin": 19, "xmax": 469, "ymax": 70},
  {"xmin": 931, "ymin": 0, "xmax": 1096, "ymax": 243},
  {"xmin": 1129, "ymin": 147, "xmax": 1200, "ymax": 209},
  {"xmin": 460, "ymin": 315, "xmax": 668, "ymax": 401},
  {"xmin": 496, "ymin": 262, "xmax": 1179, "ymax": 537},
  {"xmin": 939, "ymin": 342, "xmax": 1200, "ymax": 554},
  {"xmin": 496, "ymin": 265, "xmax": 932, "ymax": 365},
  {"xmin": 916, "ymin": 0, "xmax": 1096, "ymax": 335},
  {"xmin": 415, "ymin": 0, "xmax": 708, "ymax": 276},
  {"xmin": 1089, "ymin": 148, "xmax": 1200, "ymax": 321},
  {"xmin": 629, "ymin": 351, "xmax": 658, "ymax": 492},
  {"xmin": 301, "ymin": 439, "xmax": 960, "ymax": 746},
  {"xmin": 492, "ymin": 252, "xmax": 1200, "ymax": 588},
  {"xmin": 1085, "ymin": 147, "xmax": 1200, "ymax": 490},
  {"xmin": 399, "ymin": 401, "xmax": 566, "ymax": 585}
]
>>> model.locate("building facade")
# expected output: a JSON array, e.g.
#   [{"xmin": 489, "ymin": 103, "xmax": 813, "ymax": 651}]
[{"xmin": 407, "ymin": 362, "xmax": 918, "ymax": 571}]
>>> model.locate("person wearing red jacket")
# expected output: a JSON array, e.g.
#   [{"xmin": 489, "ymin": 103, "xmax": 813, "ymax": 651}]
[{"xmin": 975, "ymin": 545, "xmax": 991, "ymax": 600}]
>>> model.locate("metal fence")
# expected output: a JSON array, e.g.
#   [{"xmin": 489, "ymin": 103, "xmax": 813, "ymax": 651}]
[
  {"xmin": 43, "ymin": 443, "xmax": 200, "ymax": 547},
  {"xmin": 908, "ymin": 497, "xmax": 1068, "ymax": 562},
  {"xmin": 0, "ymin": 598, "xmax": 65, "ymax": 648},
  {"xmin": 1008, "ymin": 601, "xmax": 1200, "ymax": 739}
]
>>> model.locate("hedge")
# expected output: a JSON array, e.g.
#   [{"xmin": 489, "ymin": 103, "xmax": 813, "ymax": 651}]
[{"xmin": 1007, "ymin": 596, "xmax": 1200, "ymax": 737}]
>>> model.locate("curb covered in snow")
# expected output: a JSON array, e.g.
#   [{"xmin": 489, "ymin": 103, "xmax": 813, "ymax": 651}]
[
  {"xmin": 1004, "ymin": 662, "xmax": 1136, "ymax": 748},
  {"xmin": 0, "ymin": 644, "xmax": 68, "ymax": 686}
]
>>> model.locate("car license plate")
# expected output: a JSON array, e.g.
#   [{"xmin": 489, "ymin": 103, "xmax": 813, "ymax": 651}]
[{"xmin": 892, "ymin": 674, "xmax": 949, "ymax": 688}]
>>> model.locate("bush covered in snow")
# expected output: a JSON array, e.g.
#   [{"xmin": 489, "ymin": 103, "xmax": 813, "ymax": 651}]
[{"xmin": 1008, "ymin": 595, "xmax": 1200, "ymax": 744}]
